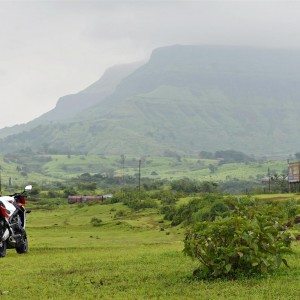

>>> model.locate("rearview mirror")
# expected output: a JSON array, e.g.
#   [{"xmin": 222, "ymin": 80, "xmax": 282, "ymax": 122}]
[{"xmin": 25, "ymin": 185, "xmax": 32, "ymax": 192}]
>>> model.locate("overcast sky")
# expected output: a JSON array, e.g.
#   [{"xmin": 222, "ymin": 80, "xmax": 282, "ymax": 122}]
[{"xmin": 1, "ymin": 0, "xmax": 300, "ymax": 129}]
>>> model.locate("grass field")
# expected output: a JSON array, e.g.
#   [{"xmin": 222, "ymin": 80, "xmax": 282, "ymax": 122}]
[
  {"xmin": 0, "ymin": 154, "xmax": 288, "ymax": 187},
  {"xmin": 0, "ymin": 198, "xmax": 299, "ymax": 299},
  {"xmin": 42, "ymin": 155, "xmax": 287, "ymax": 181}
]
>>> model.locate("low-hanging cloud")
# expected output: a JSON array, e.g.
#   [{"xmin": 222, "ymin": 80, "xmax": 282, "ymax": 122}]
[{"xmin": 1, "ymin": 1, "xmax": 300, "ymax": 129}]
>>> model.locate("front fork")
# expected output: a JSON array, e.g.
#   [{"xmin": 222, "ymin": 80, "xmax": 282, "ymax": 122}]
[{"xmin": 0, "ymin": 218, "xmax": 10, "ymax": 242}]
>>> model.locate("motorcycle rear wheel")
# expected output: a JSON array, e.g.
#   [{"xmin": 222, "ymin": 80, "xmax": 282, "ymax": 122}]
[
  {"xmin": 16, "ymin": 237, "xmax": 28, "ymax": 254},
  {"xmin": 0, "ymin": 241, "xmax": 7, "ymax": 257}
]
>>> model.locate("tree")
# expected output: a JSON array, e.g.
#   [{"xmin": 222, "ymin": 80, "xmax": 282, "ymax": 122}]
[
  {"xmin": 215, "ymin": 150, "xmax": 255, "ymax": 164},
  {"xmin": 199, "ymin": 151, "xmax": 214, "ymax": 159},
  {"xmin": 208, "ymin": 164, "xmax": 217, "ymax": 173}
]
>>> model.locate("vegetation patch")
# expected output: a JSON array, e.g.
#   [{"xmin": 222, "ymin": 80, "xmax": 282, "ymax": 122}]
[
  {"xmin": 90, "ymin": 217, "xmax": 103, "ymax": 227},
  {"xmin": 183, "ymin": 197, "xmax": 297, "ymax": 279}
]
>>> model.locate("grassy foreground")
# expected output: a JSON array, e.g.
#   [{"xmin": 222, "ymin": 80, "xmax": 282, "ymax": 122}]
[{"xmin": 0, "ymin": 201, "xmax": 299, "ymax": 299}]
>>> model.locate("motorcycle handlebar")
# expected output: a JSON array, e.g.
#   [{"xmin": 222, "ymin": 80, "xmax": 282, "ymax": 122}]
[{"xmin": 9, "ymin": 190, "xmax": 28, "ymax": 197}]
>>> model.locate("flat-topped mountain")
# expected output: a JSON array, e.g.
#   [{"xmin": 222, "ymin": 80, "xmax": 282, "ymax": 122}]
[{"xmin": 1, "ymin": 45, "xmax": 300, "ymax": 156}]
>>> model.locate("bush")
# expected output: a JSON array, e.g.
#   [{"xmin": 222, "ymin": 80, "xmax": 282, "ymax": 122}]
[
  {"xmin": 30, "ymin": 186, "xmax": 41, "ymax": 196},
  {"xmin": 161, "ymin": 194, "xmax": 299, "ymax": 227},
  {"xmin": 171, "ymin": 178, "xmax": 218, "ymax": 193},
  {"xmin": 47, "ymin": 190, "xmax": 59, "ymax": 198},
  {"xmin": 184, "ymin": 212, "xmax": 294, "ymax": 279},
  {"xmin": 169, "ymin": 198, "xmax": 202, "ymax": 226},
  {"xmin": 193, "ymin": 200, "xmax": 230, "ymax": 222},
  {"xmin": 160, "ymin": 205, "xmax": 177, "ymax": 221},
  {"xmin": 63, "ymin": 187, "xmax": 77, "ymax": 197},
  {"xmin": 155, "ymin": 190, "xmax": 180, "ymax": 205},
  {"xmin": 114, "ymin": 210, "xmax": 127, "ymax": 218},
  {"xmin": 125, "ymin": 199, "xmax": 157, "ymax": 211},
  {"xmin": 218, "ymin": 179, "xmax": 262, "ymax": 194},
  {"xmin": 78, "ymin": 182, "xmax": 97, "ymax": 191},
  {"xmin": 215, "ymin": 150, "xmax": 255, "ymax": 164},
  {"xmin": 161, "ymin": 194, "xmax": 226, "ymax": 226},
  {"xmin": 90, "ymin": 217, "xmax": 103, "ymax": 227},
  {"xmin": 111, "ymin": 189, "xmax": 158, "ymax": 211}
]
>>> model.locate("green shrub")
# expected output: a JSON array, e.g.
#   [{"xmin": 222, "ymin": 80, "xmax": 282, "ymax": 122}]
[
  {"xmin": 125, "ymin": 199, "xmax": 157, "ymax": 211},
  {"xmin": 170, "ymin": 198, "xmax": 201, "ymax": 226},
  {"xmin": 90, "ymin": 217, "xmax": 103, "ymax": 227},
  {"xmin": 30, "ymin": 186, "xmax": 40, "ymax": 195},
  {"xmin": 184, "ymin": 214, "xmax": 293, "ymax": 279},
  {"xmin": 161, "ymin": 194, "xmax": 298, "ymax": 227},
  {"xmin": 156, "ymin": 190, "xmax": 180, "ymax": 205},
  {"xmin": 110, "ymin": 189, "xmax": 157, "ymax": 211},
  {"xmin": 161, "ymin": 194, "xmax": 225, "ymax": 226},
  {"xmin": 47, "ymin": 190, "xmax": 59, "ymax": 198},
  {"xmin": 105, "ymin": 194, "xmax": 122, "ymax": 204},
  {"xmin": 114, "ymin": 210, "xmax": 126, "ymax": 218},
  {"xmin": 63, "ymin": 187, "xmax": 77, "ymax": 197},
  {"xmin": 171, "ymin": 178, "xmax": 218, "ymax": 193},
  {"xmin": 161, "ymin": 205, "xmax": 177, "ymax": 221},
  {"xmin": 78, "ymin": 182, "xmax": 97, "ymax": 191}
]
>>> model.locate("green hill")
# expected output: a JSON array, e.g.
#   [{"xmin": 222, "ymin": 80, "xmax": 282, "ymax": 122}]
[
  {"xmin": 1, "ymin": 45, "xmax": 300, "ymax": 156},
  {"xmin": 0, "ymin": 62, "xmax": 141, "ymax": 139}
]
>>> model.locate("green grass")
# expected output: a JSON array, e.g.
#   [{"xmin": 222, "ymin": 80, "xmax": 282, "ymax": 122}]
[
  {"xmin": 255, "ymin": 193, "xmax": 300, "ymax": 202},
  {"xmin": 0, "ymin": 200, "xmax": 299, "ymax": 299},
  {"xmin": 0, "ymin": 156, "xmax": 54, "ymax": 188},
  {"xmin": 0, "ymin": 154, "xmax": 288, "ymax": 188}
]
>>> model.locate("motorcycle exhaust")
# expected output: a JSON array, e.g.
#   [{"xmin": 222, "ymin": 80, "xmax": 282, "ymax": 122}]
[{"xmin": 1, "ymin": 229, "xmax": 9, "ymax": 241}]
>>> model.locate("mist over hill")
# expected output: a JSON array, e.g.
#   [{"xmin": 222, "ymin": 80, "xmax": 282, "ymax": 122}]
[
  {"xmin": 0, "ymin": 62, "xmax": 141, "ymax": 139},
  {"xmin": 1, "ymin": 45, "xmax": 300, "ymax": 156}
]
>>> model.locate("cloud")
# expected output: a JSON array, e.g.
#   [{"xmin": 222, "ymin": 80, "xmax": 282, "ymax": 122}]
[{"xmin": 1, "ymin": 1, "xmax": 300, "ymax": 128}]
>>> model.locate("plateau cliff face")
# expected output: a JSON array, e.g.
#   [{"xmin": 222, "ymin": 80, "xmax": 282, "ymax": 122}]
[{"xmin": 1, "ymin": 45, "xmax": 299, "ymax": 156}]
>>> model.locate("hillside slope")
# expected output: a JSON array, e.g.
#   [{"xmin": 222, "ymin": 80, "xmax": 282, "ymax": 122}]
[
  {"xmin": 0, "ymin": 62, "xmax": 141, "ymax": 139},
  {"xmin": 1, "ymin": 45, "xmax": 300, "ymax": 155}
]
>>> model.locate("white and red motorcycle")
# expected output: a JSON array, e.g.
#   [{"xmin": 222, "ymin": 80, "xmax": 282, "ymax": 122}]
[{"xmin": 0, "ymin": 185, "xmax": 32, "ymax": 257}]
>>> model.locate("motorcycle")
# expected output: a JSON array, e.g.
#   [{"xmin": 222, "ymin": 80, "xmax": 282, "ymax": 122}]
[{"xmin": 0, "ymin": 185, "xmax": 32, "ymax": 257}]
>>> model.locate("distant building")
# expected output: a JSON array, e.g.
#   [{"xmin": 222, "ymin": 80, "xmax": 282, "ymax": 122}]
[
  {"xmin": 288, "ymin": 161, "xmax": 300, "ymax": 183},
  {"xmin": 288, "ymin": 161, "xmax": 300, "ymax": 192},
  {"xmin": 261, "ymin": 177, "xmax": 270, "ymax": 184},
  {"xmin": 68, "ymin": 194, "xmax": 113, "ymax": 204}
]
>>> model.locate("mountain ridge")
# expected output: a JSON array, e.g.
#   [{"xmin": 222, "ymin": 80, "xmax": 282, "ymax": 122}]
[
  {"xmin": 1, "ymin": 45, "xmax": 300, "ymax": 156},
  {"xmin": 0, "ymin": 62, "xmax": 142, "ymax": 138}
]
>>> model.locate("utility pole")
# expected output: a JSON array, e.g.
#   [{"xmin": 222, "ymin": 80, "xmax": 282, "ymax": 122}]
[
  {"xmin": 298, "ymin": 163, "xmax": 300, "ymax": 193},
  {"xmin": 138, "ymin": 159, "xmax": 141, "ymax": 191},
  {"xmin": 0, "ymin": 172, "xmax": 2, "ymax": 194},
  {"xmin": 268, "ymin": 167, "xmax": 271, "ymax": 193},
  {"xmin": 121, "ymin": 154, "xmax": 126, "ymax": 197},
  {"xmin": 121, "ymin": 154, "xmax": 126, "ymax": 186},
  {"xmin": 287, "ymin": 159, "xmax": 291, "ymax": 193}
]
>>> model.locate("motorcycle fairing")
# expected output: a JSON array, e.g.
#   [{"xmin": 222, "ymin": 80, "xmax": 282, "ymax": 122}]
[{"xmin": 0, "ymin": 197, "xmax": 17, "ymax": 218}]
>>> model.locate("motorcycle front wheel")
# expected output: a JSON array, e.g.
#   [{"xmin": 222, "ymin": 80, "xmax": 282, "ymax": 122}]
[
  {"xmin": 16, "ymin": 237, "xmax": 28, "ymax": 254},
  {"xmin": 0, "ymin": 241, "xmax": 7, "ymax": 257}
]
